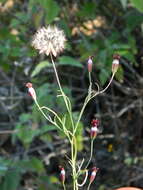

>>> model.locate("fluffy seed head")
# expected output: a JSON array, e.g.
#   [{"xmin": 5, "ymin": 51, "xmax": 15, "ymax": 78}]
[{"xmin": 32, "ymin": 26, "xmax": 66, "ymax": 57}]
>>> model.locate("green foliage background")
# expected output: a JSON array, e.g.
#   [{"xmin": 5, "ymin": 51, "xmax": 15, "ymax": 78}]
[{"xmin": 0, "ymin": 0, "xmax": 143, "ymax": 189}]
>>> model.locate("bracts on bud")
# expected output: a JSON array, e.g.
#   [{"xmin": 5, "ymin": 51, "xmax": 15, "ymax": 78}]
[
  {"xmin": 112, "ymin": 54, "xmax": 120, "ymax": 74},
  {"xmin": 90, "ymin": 119, "xmax": 100, "ymax": 139},
  {"xmin": 89, "ymin": 167, "xmax": 99, "ymax": 184},
  {"xmin": 25, "ymin": 82, "xmax": 37, "ymax": 101},
  {"xmin": 59, "ymin": 166, "xmax": 65, "ymax": 184},
  {"xmin": 87, "ymin": 56, "xmax": 93, "ymax": 72}
]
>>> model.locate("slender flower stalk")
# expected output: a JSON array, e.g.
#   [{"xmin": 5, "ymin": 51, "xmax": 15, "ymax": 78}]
[{"xmin": 85, "ymin": 119, "xmax": 100, "ymax": 169}]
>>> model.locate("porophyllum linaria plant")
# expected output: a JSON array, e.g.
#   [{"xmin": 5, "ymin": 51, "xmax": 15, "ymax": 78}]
[{"xmin": 26, "ymin": 25, "xmax": 120, "ymax": 190}]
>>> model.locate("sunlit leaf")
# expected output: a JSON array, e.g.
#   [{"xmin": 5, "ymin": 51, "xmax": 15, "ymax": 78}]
[
  {"xmin": 59, "ymin": 56, "xmax": 83, "ymax": 68},
  {"xmin": 44, "ymin": 0, "xmax": 60, "ymax": 24},
  {"xmin": 130, "ymin": 0, "xmax": 143, "ymax": 13},
  {"xmin": 31, "ymin": 61, "xmax": 51, "ymax": 77}
]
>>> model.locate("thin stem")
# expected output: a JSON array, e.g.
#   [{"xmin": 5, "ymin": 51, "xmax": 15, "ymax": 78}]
[
  {"xmin": 70, "ymin": 137, "xmax": 79, "ymax": 190},
  {"xmin": 88, "ymin": 72, "xmax": 92, "ymax": 85},
  {"xmin": 50, "ymin": 53, "xmax": 63, "ymax": 92},
  {"xmin": 74, "ymin": 96, "xmax": 89, "ymax": 134},
  {"xmin": 34, "ymin": 99, "xmax": 62, "ymax": 131},
  {"xmin": 87, "ymin": 181, "xmax": 92, "ymax": 190},
  {"xmin": 50, "ymin": 53, "xmax": 75, "ymax": 131},
  {"xmin": 77, "ymin": 170, "xmax": 88, "ymax": 187},
  {"xmin": 62, "ymin": 182, "xmax": 66, "ymax": 190},
  {"xmin": 98, "ymin": 72, "xmax": 115, "ymax": 94},
  {"xmin": 85, "ymin": 139, "xmax": 94, "ymax": 169}
]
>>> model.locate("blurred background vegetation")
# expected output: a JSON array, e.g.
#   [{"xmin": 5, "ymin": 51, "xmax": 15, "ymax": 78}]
[{"xmin": 0, "ymin": 0, "xmax": 143, "ymax": 189}]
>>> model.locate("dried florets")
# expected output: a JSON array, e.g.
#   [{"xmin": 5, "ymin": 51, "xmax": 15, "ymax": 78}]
[{"xmin": 32, "ymin": 26, "xmax": 66, "ymax": 57}]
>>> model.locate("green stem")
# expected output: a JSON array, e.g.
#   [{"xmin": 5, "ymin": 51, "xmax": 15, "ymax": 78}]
[
  {"xmin": 74, "ymin": 96, "xmax": 89, "ymax": 134},
  {"xmin": 34, "ymin": 99, "xmax": 62, "ymax": 131},
  {"xmin": 71, "ymin": 137, "xmax": 78, "ymax": 190},
  {"xmin": 50, "ymin": 53, "xmax": 75, "ymax": 131},
  {"xmin": 62, "ymin": 182, "xmax": 66, "ymax": 190},
  {"xmin": 87, "ymin": 181, "xmax": 92, "ymax": 190},
  {"xmin": 85, "ymin": 139, "xmax": 94, "ymax": 169},
  {"xmin": 98, "ymin": 72, "xmax": 115, "ymax": 94}
]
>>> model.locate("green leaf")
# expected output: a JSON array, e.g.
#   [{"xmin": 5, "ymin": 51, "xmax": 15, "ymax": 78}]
[
  {"xmin": 1, "ymin": 170, "xmax": 21, "ymax": 190},
  {"xmin": 29, "ymin": 157, "xmax": 45, "ymax": 173},
  {"xmin": 16, "ymin": 124, "xmax": 36, "ymax": 148},
  {"xmin": 99, "ymin": 69, "xmax": 110, "ymax": 86},
  {"xmin": 19, "ymin": 113, "xmax": 32, "ymax": 123},
  {"xmin": 58, "ymin": 56, "xmax": 83, "ymax": 68},
  {"xmin": 77, "ymin": 2, "xmax": 96, "ymax": 18},
  {"xmin": 115, "ymin": 65, "xmax": 124, "ymax": 83},
  {"xmin": 19, "ymin": 157, "xmax": 45, "ymax": 173},
  {"xmin": 31, "ymin": 61, "xmax": 51, "ymax": 77},
  {"xmin": 130, "ymin": 0, "xmax": 143, "ymax": 13},
  {"xmin": 44, "ymin": 0, "xmax": 60, "ymax": 24}
]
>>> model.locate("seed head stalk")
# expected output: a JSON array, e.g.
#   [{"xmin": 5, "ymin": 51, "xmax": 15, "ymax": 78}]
[{"xmin": 50, "ymin": 53, "xmax": 75, "ymax": 132}]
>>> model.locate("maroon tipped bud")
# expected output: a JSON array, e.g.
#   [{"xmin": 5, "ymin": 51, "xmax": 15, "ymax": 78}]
[
  {"xmin": 25, "ymin": 82, "xmax": 33, "ymax": 88},
  {"xmin": 113, "ymin": 54, "xmax": 121, "ymax": 60},
  {"xmin": 89, "ymin": 167, "xmax": 99, "ymax": 183},
  {"xmin": 112, "ymin": 54, "xmax": 120, "ymax": 74},
  {"xmin": 90, "ymin": 119, "xmax": 100, "ymax": 139},
  {"xmin": 25, "ymin": 82, "xmax": 36, "ymax": 101},
  {"xmin": 59, "ymin": 166, "xmax": 65, "ymax": 183},
  {"xmin": 87, "ymin": 56, "xmax": 93, "ymax": 72},
  {"xmin": 91, "ymin": 119, "xmax": 99, "ymax": 127}
]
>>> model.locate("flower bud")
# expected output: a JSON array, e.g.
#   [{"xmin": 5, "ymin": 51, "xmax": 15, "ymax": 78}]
[
  {"xmin": 90, "ymin": 119, "xmax": 100, "ymax": 139},
  {"xmin": 89, "ymin": 167, "xmax": 99, "ymax": 183},
  {"xmin": 59, "ymin": 166, "xmax": 65, "ymax": 183},
  {"xmin": 91, "ymin": 119, "xmax": 99, "ymax": 127},
  {"xmin": 87, "ymin": 56, "xmax": 93, "ymax": 72},
  {"xmin": 112, "ymin": 54, "xmax": 120, "ymax": 74},
  {"xmin": 90, "ymin": 126, "xmax": 98, "ymax": 139},
  {"xmin": 25, "ymin": 82, "xmax": 37, "ymax": 101}
]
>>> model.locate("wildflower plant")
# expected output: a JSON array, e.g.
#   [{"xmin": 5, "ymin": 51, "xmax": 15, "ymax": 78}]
[{"xmin": 26, "ymin": 25, "xmax": 120, "ymax": 190}]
